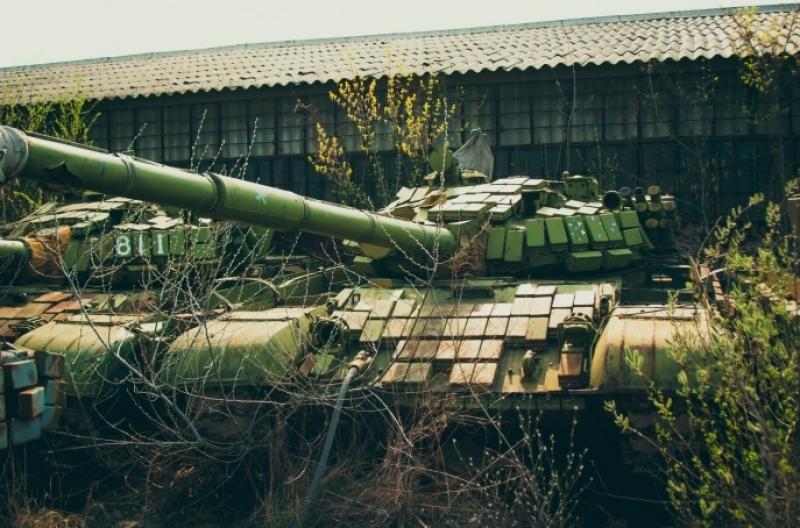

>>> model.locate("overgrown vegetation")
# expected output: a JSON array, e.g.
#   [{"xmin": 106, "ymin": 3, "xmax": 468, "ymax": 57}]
[
  {"xmin": 602, "ymin": 19, "xmax": 800, "ymax": 524},
  {"xmin": 0, "ymin": 85, "xmax": 99, "ymax": 222},
  {"xmin": 608, "ymin": 181, "xmax": 800, "ymax": 527},
  {"xmin": 310, "ymin": 74, "xmax": 455, "ymax": 207}
]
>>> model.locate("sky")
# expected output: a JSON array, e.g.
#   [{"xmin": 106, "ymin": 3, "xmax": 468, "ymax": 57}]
[{"xmin": 2, "ymin": 0, "xmax": 797, "ymax": 68}]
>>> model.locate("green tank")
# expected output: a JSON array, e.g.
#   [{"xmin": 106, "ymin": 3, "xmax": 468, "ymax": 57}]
[
  {"xmin": 0, "ymin": 126, "xmax": 705, "ymax": 449},
  {"xmin": 0, "ymin": 132, "xmax": 350, "ymax": 448}
]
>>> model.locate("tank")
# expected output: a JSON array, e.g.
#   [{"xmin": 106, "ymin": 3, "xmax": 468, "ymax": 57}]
[
  {"xmin": 0, "ymin": 135, "xmax": 349, "ymax": 447},
  {"xmin": 0, "ymin": 126, "xmax": 705, "ymax": 449}
]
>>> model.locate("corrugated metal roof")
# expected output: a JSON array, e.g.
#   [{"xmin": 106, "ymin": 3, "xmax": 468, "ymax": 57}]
[{"xmin": 1, "ymin": 5, "xmax": 798, "ymax": 102}]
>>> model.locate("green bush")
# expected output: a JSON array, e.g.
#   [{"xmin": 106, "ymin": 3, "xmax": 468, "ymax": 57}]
[{"xmin": 608, "ymin": 184, "xmax": 800, "ymax": 527}]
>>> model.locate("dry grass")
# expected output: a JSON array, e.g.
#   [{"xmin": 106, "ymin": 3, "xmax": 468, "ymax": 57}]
[{"xmin": 9, "ymin": 507, "xmax": 87, "ymax": 528}]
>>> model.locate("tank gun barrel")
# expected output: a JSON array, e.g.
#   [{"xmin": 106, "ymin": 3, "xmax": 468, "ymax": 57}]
[
  {"xmin": 0, "ymin": 127, "xmax": 457, "ymax": 256},
  {"xmin": 0, "ymin": 239, "xmax": 28, "ymax": 259}
]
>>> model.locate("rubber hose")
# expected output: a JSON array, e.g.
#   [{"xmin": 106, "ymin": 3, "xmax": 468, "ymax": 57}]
[{"xmin": 294, "ymin": 365, "xmax": 358, "ymax": 527}]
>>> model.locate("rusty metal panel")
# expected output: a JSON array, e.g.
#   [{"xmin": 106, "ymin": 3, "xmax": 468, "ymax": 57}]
[
  {"xmin": 552, "ymin": 293, "xmax": 574, "ymax": 309},
  {"xmin": 45, "ymin": 300, "xmax": 84, "ymax": 314},
  {"xmin": 382, "ymin": 362, "xmax": 432, "ymax": 385},
  {"xmin": 478, "ymin": 340, "xmax": 504, "ymax": 360},
  {"xmin": 531, "ymin": 296, "xmax": 552, "ymax": 316},
  {"xmin": 415, "ymin": 340, "xmax": 440, "ymax": 360},
  {"xmin": 549, "ymin": 308, "xmax": 571, "ymax": 329},
  {"xmin": 359, "ymin": 319, "xmax": 387, "ymax": 343},
  {"xmin": 420, "ymin": 318, "xmax": 447, "ymax": 337},
  {"xmin": 485, "ymin": 317, "xmax": 509, "ymax": 336},
  {"xmin": 450, "ymin": 362, "xmax": 498, "ymax": 386},
  {"xmin": 33, "ymin": 292, "xmax": 71, "ymax": 303},
  {"xmin": 430, "ymin": 304, "xmax": 456, "ymax": 318},
  {"xmin": 534, "ymin": 285, "xmax": 557, "ymax": 296},
  {"xmin": 511, "ymin": 297, "xmax": 535, "ymax": 316},
  {"xmin": 443, "ymin": 318, "xmax": 469, "ymax": 338},
  {"xmin": 383, "ymin": 318, "xmax": 410, "ymax": 339},
  {"xmin": 337, "ymin": 311, "xmax": 369, "ymax": 333},
  {"xmin": 394, "ymin": 340, "xmax": 412, "ymax": 359},
  {"xmin": 572, "ymin": 306, "xmax": 595, "ymax": 319},
  {"xmin": 371, "ymin": 299, "xmax": 396, "ymax": 319},
  {"xmin": 471, "ymin": 303, "xmax": 495, "ymax": 317},
  {"xmin": 464, "ymin": 317, "xmax": 488, "ymax": 337},
  {"xmin": 573, "ymin": 289, "xmax": 596, "ymax": 306},
  {"xmin": 507, "ymin": 317, "xmax": 529, "ymax": 339},
  {"xmin": 491, "ymin": 303, "xmax": 512, "ymax": 317},
  {"xmin": 525, "ymin": 317, "xmax": 549, "ymax": 343},
  {"xmin": 382, "ymin": 364, "xmax": 407, "ymax": 384},
  {"xmin": 452, "ymin": 303, "xmax": 475, "ymax": 317},
  {"xmin": 396, "ymin": 339, "xmax": 439, "ymax": 360},
  {"xmin": 0, "ymin": 307, "xmax": 22, "ymax": 318},
  {"xmin": 13, "ymin": 303, "xmax": 51, "ymax": 319},
  {"xmin": 224, "ymin": 308, "xmax": 311, "ymax": 321},
  {"xmin": 436, "ymin": 340, "xmax": 481, "ymax": 360},
  {"xmin": 392, "ymin": 299, "xmax": 419, "ymax": 318},
  {"xmin": 516, "ymin": 283, "xmax": 536, "ymax": 297}
]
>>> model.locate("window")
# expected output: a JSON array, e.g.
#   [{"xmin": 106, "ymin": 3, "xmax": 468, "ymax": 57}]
[
  {"xmin": 221, "ymin": 101, "xmax": 249, "ymax": 159},
  {"xmin": 532, "ymin": 81, "xmax": 566, "ymax": 144},
  {"xmin": 714, "ymin": 72, "xmax": 749, "ymax": 136},
  {"xmin": 338, "ymin": 116, "xmax": 363, "ymax": 152},
  {"xmin": 569, "ymin": 80, "xmax": 603, "ymax": 143},
  {"xmin": 639, "ymin": 77, "xmax": 674, "ymax": 139},
  {"xmin": 676, "ymin": 73, "xmax": 713, "ymax": 137},
  {"xmin": 499, "ymin": 83, "xmax": 531, "ymax": 146},
  {"xmin": 640, "ymin": 142, "xmax": 677, "ymax": 183},
  {"xmin": 307, "ymin": 164, "xmax": 326, "ymax": 199},
  {"xmin": 89, "ymin": 112, "xmax": 108, "ymax": 149},
  {"xmin": 445, "ymin": 87, "xmax": 463, "ymax": 148},
  {"xmin": 375, "ymin": 120, "xmax": 394, "ymax": 152},
  {"xmin": 277, "ymin": 98, "xmax": 305, "ymax": 155},
  {"xmin": 249, "ymin": 100, "xmax": 276, "ymax": 157},
  {"xmin": 305, "ymin": 96, "xmax": 336, "ymax": 153},
  {"xmin": 163, "ymin": 106, "xmax": 190, "ymax": 162},
  {"xmin": 462, "ymin": 85, "xmax": 496, "ymax": 145},
  {"xmin": 191, "ymin": 104, "xmax": 221, "ymax": 160},
  {"xmin": 753, "ymin": 89, "xmax": 788, "ymax": 136},
  {"xmin": 136, "ymin": 108, "xmax": 162, "ymax": 161},
  {"xmin": 108, "ymin": 109, "xmax": 136, "ymax": 152},
  {"xmin": 793, "ymin": 83, "xmax": 800, "ymax": 134},
  {"xmin": 605, "ymin": 78, "xmax": 637, "ymax": 141}
]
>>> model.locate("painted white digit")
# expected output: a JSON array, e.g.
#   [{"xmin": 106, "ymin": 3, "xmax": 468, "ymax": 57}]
[
  {"xmin": 137, "ymin": 234, "xmax": 147, "ymax": 255},
  {"xmin": 115, "ymin": 235, "xmax": 132, "ymax": 257},
  {"xmin": 155, "ymin": 232, "xmax": 167, "ymax": 255}
]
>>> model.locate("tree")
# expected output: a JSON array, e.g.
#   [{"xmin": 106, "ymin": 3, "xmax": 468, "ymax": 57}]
[
  {"xmin": 608, "ymin": 182, "xmax": 800, "ymax": 527},
  {"xmin": 310, "ymin": 74, "xmax": 455, "ymax": 207}
]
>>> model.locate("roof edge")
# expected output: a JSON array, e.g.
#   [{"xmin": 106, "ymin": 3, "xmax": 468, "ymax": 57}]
[{"xmin": 2, "ymin": 3, "xmax": 798, "ymax": 72}]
